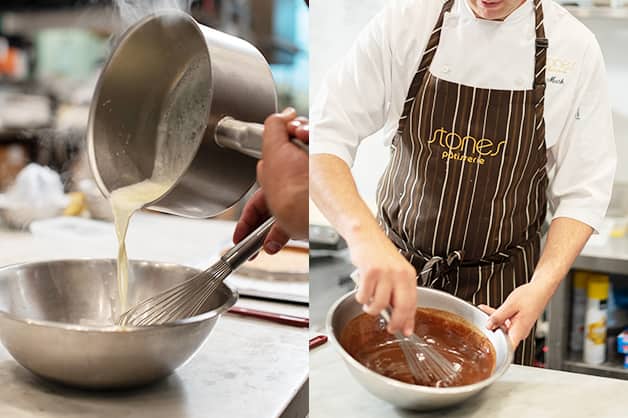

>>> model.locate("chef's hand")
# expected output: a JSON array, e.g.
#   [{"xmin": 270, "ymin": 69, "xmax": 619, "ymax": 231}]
[
  {"xmin": 234, "ymin": 189, "xmax": 290, "ymax": 254},
  {"xmin": 233, "ymin": 108, "xmax": 308, "ymax": 254},
  {"xmin": 351, "ymin": 234, "xmax": 417, "ymax": 336},
  {"xmin": 257, "ymin": 108, "xmax": 308, "ymax": 241},
  {"xmin": 479, "ymin": 280, "xmax": 550, "ymax": 348}
]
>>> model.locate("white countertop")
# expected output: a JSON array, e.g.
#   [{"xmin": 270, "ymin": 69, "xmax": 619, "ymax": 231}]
[
  {"xmin": 0, "ymin": 213, "xmax": 309, "ymax": 418},
  {"xmin": 1, "ymin": 314, "xmax": 307, "ymax": 418},
  {"xmin": 0, "ymin": 212, "xmax": 238, "ymax": 266},
  {"xmin": 310, "ymin": 342, "xmax": 628, "ymax": 418}
]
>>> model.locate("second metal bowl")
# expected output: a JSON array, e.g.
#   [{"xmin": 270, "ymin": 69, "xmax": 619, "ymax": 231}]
[
  {"xmin": 327, "ymin": 287, "xmax": 513, "ymax": 410},
  {"xmin": 0, "ymin": 259, "xmax": 237, "ymax": 389}
]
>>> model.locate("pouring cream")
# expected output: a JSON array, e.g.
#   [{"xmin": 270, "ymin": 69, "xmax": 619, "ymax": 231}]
[
  {"xmin": 110, "ymin": 181, "xmax": 170, "ymax": 315},
  {"xmin": 108, "ymin": 53, "xmax": 210, "ymax": 319}
]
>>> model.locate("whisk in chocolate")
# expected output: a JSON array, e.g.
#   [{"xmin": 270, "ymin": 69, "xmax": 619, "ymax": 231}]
[{"xmin": 340, "ymin": 307, "xmax": 495, "ymax": 387}]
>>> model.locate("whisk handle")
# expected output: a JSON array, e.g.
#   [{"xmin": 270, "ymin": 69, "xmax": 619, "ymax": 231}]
[
  {"xmin": 379, "ymin": 307, "xmax": 393, "ymax": 324},
  {"xmin": 222, "ymin": 216, "xmax": 276, "ymax": 268},
  {"xmin": 350, "ymin": 270, "xmax": 396, "ymax": 324}
]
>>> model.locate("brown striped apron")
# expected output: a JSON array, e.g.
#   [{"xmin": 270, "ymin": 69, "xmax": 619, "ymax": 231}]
[{"xmin": 376, "ymin": 0, "xmax": 549, "ymax": 366}]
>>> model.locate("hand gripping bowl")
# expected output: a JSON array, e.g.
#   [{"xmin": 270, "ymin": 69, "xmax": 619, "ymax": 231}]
[
  {"xmin": 0, "ymin": 259, "xmax": 237, "ymax": 389},
  {"xmin": 327, "ymin": 287, "xmax": 513, "ymax": 411}
]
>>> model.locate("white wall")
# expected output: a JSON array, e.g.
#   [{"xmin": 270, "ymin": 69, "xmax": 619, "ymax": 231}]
[
  {"xmin": 578, "ymin": 17, "xmax": 628, "ymax": 183},
  {"xmin": 309, "ymin": 1, "xmax": 628, "ymax": 224},
  {"xmin": 309, "ymin": 0, "xmax": 387, "ymax": 225}
]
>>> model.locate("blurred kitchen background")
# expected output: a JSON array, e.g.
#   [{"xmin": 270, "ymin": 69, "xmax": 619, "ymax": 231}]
[
  {"xmin": 309, "ymin": 0, "xmax": 628, "ymax": 381},
  {"xmin": 0, "ymin": 0, "xmax": 308, "ymax": 226},
  {"xmin": 0, "ymin": 4, "xmax": 310, "ymax": 415}
]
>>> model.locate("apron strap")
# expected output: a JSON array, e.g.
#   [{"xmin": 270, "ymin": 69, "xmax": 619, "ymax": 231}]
[
  {"xmin": 533, "ymin": 0, "xmax": 549, "ymax": 141},
  {"xmin": 397, "ymin": 0, "xmax": 454, "ymax": 136},
  {"xmin": 397, "ymin": 0, "xmax": 548, "ymax": 137},
  {"xmin": 533, "ymin": 0, "xmax": 548, "ymax": 91},
  {"xmin": 385, "ymin": 219, "xmax": 540, "ymax": 285},
  {"xmin": 419, "ymin": 251, "xmax": 464, "ymax": 288}
]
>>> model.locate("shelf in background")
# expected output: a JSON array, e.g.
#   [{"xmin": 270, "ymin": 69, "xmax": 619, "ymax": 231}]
[
  {"xmin": 0, "ymin": 6, "xmax": 118, "ymax": 36},
  {"xmin": 565, "ymin": 5, "xmax": 628, "ymax": 19},
  {"xmin": 563, "ymin": 352, "xmax": 628, "ymax": 380},
  {"xmin": 571, "ymin": 234, "xmax": 628, "ymax": 276},
  {"xmin": 572, "ymin": 254, "xmax": 628, "ymax": 276}
]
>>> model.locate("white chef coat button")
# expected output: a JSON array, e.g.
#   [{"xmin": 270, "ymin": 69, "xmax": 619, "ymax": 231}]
[{"xmin": 443, "ymin": 65, "xmax": 450, "ymax": 74}]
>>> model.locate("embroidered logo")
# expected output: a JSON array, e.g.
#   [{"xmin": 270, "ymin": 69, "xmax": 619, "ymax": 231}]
[
  {"xmin": 547, "ymin": 58, "xmax": 575, "ymax": 74},
  {"xmin": 546, "ymin": 57, "xmax": 574, "ymax": 87},
  {"xmin": 429, "ymin": 128, "xmax": 506, "ymax": 165}
]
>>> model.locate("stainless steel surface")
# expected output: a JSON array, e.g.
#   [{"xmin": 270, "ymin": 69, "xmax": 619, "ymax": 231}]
[
  {"xmin": 121, "ymin": 217, "xmax": 275, "ymax": 326},
  {"xmin": 546, "ymin": 274, "xmax": 568, "ymax": 371},
  {"xmin": 572, "ymin": 249, "xmax": 628, "ymax": 276},
  {"xmin": 567, "ymin": 234, "xmax": 628, "ymax": 277},
  {"xmin": 223, "ymin": 216, "xmax": 276, "ymax": 266},
  {"xmin": 562, "ymin": 353, "xmax": 628, "ymax": 379},
  {"xmin": 88, "ymin": 11, "xmax": 278, "ymax": 219},
  {"xmin": 215, "ymin": 117, "xmax": 265, "ymax": 159},
  {"xmin": 0, "ymin": 259, "xmax": 237, "ymax": 389},
  {"xmin": 215, "ymin": 117, "xmax": 309, "ymax": 162},
  {"xmin": 290, "ymin": 138, "xmax": 310, "ymax": 153},
  {"xmin": 326, "ymin": 287, "xmax": 513, "ymax": 411}
]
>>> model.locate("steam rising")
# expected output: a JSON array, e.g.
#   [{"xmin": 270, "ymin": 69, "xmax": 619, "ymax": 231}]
[{"xmin": 114, "ymin": 0, "xmax": 194, "ymax": 29}]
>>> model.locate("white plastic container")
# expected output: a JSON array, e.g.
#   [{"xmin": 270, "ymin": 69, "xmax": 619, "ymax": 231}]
[{"xmin": 584, "ymin": 274, "xmax": 609, "ymax": 365}]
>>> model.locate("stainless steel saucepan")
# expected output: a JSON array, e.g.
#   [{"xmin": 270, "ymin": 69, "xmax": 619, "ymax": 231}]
[{"xmin": 88, "ymin": 10, "xmax": 279, "ymax": 219}]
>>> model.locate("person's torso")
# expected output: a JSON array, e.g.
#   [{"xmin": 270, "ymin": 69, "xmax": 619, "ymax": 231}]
[
  {"xmin": 380, "ymin": 0, "xmax": 595, "ymax": 156},
  {"xmin": 377, "ymin": 0, "xmax": 550, "ymax": 260}
]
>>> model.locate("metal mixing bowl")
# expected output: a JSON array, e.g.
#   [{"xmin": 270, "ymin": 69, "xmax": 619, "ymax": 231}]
[
  {"xmin": 0, "ymin": 259, "xmax": 237, "ymax": 389},
  {"xmin": 327, "ymin": 287, "xmax": 513, "ymax": 411}
]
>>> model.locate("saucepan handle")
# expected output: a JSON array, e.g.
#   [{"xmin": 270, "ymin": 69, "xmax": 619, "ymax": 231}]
[{"xmin": 214, "ymin": 116, "xmax": 308, "ymax": 159}]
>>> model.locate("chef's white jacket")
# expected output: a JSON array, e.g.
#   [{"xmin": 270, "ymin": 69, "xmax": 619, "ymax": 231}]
[{"xmin": 311, "ymin": 0, "xmax": 616, "ymax": 232}]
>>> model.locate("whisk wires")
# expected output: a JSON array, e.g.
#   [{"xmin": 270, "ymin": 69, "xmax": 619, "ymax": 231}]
[{"xmin": 119, "ymin": 260, "xmax": 232, "ymax": 327}]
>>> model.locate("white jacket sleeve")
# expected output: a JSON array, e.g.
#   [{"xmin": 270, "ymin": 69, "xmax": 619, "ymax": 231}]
[
  {"xmin": 310, "ymin": 5, "xmax": 394, "ymax": 167},
  {"xmin": 547, "ymin": 35, "xmax": 616, "ymax": 233}
]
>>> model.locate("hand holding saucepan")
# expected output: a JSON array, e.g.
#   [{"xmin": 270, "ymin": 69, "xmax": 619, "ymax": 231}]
[{"xmin": 233, "ymin": 108, "xmax": 309, "ymax": 253}]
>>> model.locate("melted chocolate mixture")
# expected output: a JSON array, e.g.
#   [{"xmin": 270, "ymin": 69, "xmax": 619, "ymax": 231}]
[{"xmin": 340, "ymin": 308, "xmax": 495, "ymax": 387}]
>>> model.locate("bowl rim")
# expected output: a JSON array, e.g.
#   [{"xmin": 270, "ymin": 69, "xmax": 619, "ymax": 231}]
[
  {"xmin": 325, "ymin": 286, "xmax": 514, "ymax": 395},
  {"xmin": 0, "ymin": 258, "xmax": 238, "ymax": 332}
]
